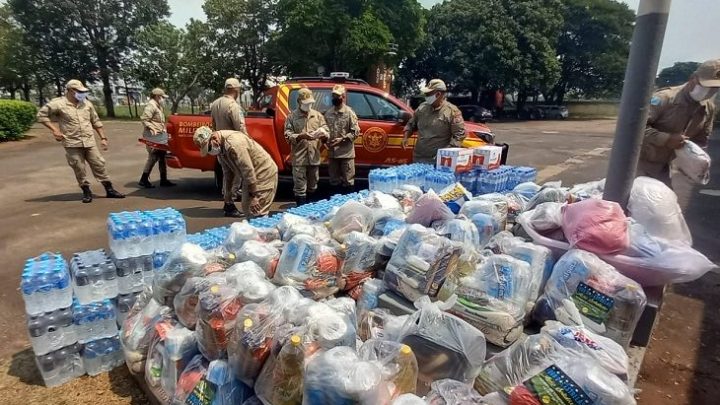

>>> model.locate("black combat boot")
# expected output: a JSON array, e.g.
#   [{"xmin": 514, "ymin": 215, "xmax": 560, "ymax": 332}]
[
  {"xmin": 158, "ymin": 161, "xmax": 176, "ymax": 187},
  {"xmin": 138, "ymin": 172, "xmax": 155, "ymax": 188},
  {"xmin": 342, "ymin": 185, "xmax": 355, "ymax": 195},
  {"xmin": 102, "ymin": 181, "xmax": 126, "ymax": 199},
  {"xmin": 223, "ymin": 203, "xmax": 243, "ymax": 218},
  {"xmin": 295, "ymin": 195, "xmax": 307, "ymax": 207},
  {"xmin": 81, "ymin": 185, "xmax": 93, "ymax": 203}
]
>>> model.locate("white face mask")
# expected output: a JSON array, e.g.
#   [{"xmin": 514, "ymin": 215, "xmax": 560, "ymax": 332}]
[
  {"xmin": 690, "ymin": 83, "xmax": 711, "ymax": 102},
  {"xmin": 75, "ymin": 92, "xmax": 88, "ymax": 103},
  {"xmin": 300, "ymin": 103, "xmax": 311, "ymax": 112},
  {"xmin": 425, "ymin": 93, "xmax": 437, "ymax": 105},
  {"xmin": 208, "ymin": 143, "xmax": 221, "ymax": 156}
]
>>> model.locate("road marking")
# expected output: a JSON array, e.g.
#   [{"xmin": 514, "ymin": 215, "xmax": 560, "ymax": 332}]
[
  {"xmin": 30, "ymin": 213, "xmax": 40, "ymax": 217},
  {"xmin": 542, "ymin": 131, "xmax": 560, "ymax": 134},
  {"xmin": 699, "ymin": 189, "xmax": 720, "ymax": 197},
  {"xmin": 537, "ymin": 147, "xmax": 611, "ymax": 183}
]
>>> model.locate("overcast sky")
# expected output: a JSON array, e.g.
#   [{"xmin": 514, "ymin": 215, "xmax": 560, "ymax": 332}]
[{"xmin": 168, "ymin": 0, "xmax": 719, "ymax": 69}]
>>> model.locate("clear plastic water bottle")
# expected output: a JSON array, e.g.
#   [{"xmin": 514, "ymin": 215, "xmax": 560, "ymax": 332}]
[
  {"xmin": 27, "ymin": 306, "xmax": 77, "ymax": 356},
  {"xmin": 35, "ymin": 343, "xmax": 85, "ymax": 387}
]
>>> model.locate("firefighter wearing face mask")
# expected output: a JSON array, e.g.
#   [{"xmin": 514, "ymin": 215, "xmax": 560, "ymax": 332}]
[
  {"xmin": 193, "ymin": 126, "xmax": 278, "ymax": 218},
  {"xmin": 402, "ymin": 79, "xmax": 465, "ymax": 164},
  {"xmin": 139, "ymin": 88, "xmax": 175, "ymax": 188},
  {"xmin": 37, "ymin": 79, "xmax": 125, "ymax": 203},
  {"xmin": 284, "ymin": 88, "xmax": 329, "ymax": 206},
  {"xmin": 639, "ymin": 59, "xmax": 719, "ymax": 186}
]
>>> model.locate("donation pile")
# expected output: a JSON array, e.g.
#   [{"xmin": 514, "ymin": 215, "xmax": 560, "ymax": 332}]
[{"xmin": 20, "ymin": 159, "xmax": 716, "ymax": 404}]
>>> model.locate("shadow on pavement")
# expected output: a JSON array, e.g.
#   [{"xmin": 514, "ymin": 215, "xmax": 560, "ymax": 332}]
[
  {"xmin": 25, "ymin": 193, "xmax": 83, "ymax": 203},
  {"xmin": 121, "ymin": 177, "xmax": 219, "ymax": 202},
  {"xmin": 7, "ymin": 348, "xmax": 43, "ymax": 386},
  {"xmin": 179, "ymin": 205, "xmax": 228, "ymax": 219},
  {"xmin": 669, "ymin": 131, "xmax": 720, "ymax": 404}
]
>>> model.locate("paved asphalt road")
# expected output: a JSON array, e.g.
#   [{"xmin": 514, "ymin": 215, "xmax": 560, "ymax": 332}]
[{"xmin": 0, "ymin": 118, "xmax": 717, "ymax": 403}]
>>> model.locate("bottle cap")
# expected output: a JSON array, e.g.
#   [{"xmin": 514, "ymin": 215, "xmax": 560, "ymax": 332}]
[
  {"xmin": 243, "ymin": 318, "xmax": 253, "ymax": 330},
  {"xmin": 290, "ymin": 335, "xmax": 301, "ymax": 347},
  {"xmin": 400, "ymin": 344, "xmax": 412, "ymax": 355}
]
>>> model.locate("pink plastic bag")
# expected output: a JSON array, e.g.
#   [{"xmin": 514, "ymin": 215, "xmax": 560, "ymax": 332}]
[{"xmin": 562, "ymin": 199, "xmax": 629, "ymax": 255}]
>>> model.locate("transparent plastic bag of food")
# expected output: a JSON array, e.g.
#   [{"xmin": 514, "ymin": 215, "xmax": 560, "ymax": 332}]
[
  {"xmin": 274, "ymin": 234, "xmax": 341, "ymax": 299},
  {"xmin": 397, "ymin": 296, "xmax": 486, "ymax": 395},
  {"xmin": 358, "ymin": 339, "xmax": 418, "ymax": 399},
  {"xmin": 533, "ymin": 249, "xmax": 647, "ymax": 348},
  {"xmin": 330, "ymin": 201, "xmax": 375, "ymax": 243},
  {"xmin": 628, "ymin": 176, "xmax": 692, "ymax": 245},
  {"xmin": 153, "ymin": 243, "xmax": 209, "ymax": 306}
]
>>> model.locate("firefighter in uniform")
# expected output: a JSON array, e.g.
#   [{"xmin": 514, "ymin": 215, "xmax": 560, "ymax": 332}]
[
  {"xmin": 139, "ymin": 88, "xmax": 175, "ymax": 188},
  {"xmin": 402, "ymin": 79, "xmax": 466, "ymax": 164},
  {"xmin": 639, "ymin": 59, "xmax": 719, "ymax": 207},
  {"xmin": 37, "ymin": 79, "xmax": 125, "ymax": 203},
  {"xmin": 324, "ymin": 85, "xmax": 360, "ymax": 194},
  {"xmin": 284, "ymin": 88, "xmax": 329, "ymax": 206},
  {"xmin": 210, "ymin": 78, "xmax": 247, "ymax": 200},
  {"xmin": 193, "ymin": 126, "xmax": 278, "ymax": 218}
]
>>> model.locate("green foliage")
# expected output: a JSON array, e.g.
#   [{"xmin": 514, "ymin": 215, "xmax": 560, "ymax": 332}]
[
  {"xmin": 399, "ymin": 0, "xmax": 561, "ymax": 103},
  {"xmin": 130, "ymin": 21, "xmax": 205, "ymax": 113},
  {"xmin": 657, "ymin": 62, "xmax": 701, "ymax": 88},
  {"xmin": 202, "ymin": 0, "xmax": 277, "ymax": 97},
  {"xmin": 8, "ymin": 0, "xmax": 170, "ymax": 117},
  {"xmin": 548, "ymin": 0, "xmax": 635, "ymax": 103},
  {"xmin": 0, "ymin": 100, "xmax": 37, "ymax": 140},
  {"xmin": 273, "ymin": 0, "xmax": 425, "ymax": 78}
]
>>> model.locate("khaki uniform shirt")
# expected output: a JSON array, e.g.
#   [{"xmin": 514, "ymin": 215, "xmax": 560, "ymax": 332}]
[
  {"xmin": 37, "ymin": 97, "xmax": 103, "ymax": 148},
  {"xmin": 217, "ymin": 130, "xmax": 278, "ymax": 194},
  {"xmin": 284, "ymin": 108, "xmax": 328, "ymax": 166},
  {"xmin": 642, "ymin": 85, "xmax": 715, "ymax": 164},
  {"xmin": 210, "ymin": 95, "xmax": 246, "ymax": 133},
  {"xmin": 140, "ymin": 99, "xmax": 166, "ymax": 136},
  {"xmin": 405, "ymin": 100, "xmax": 466, "ymax": 163},
  {"xmin": 324, "ymin": 104, "xmax": 360, "ymax": 159}
]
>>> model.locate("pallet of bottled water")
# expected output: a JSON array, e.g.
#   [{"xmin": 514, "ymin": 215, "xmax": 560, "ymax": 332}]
[
  {"xmin": 82, "ymin": 335, "xmax": 124, "ymax": 376},
  {"xmin": 70, "ymin": 249, "xmax": 118, "ymax": 305},
  {"xmin": 106, "ymin": 208, "xmax": 186, "ymax": 260},
  {"xmin": 72, "ymin": 299, "xmax": 119, "ymax": 344},
  {"xmin": 21, "ymin": 253, "xmax": 73, "ymax": 316}
]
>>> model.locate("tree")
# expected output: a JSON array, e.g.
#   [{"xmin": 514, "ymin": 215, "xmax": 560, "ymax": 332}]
[
  {"xmin": 202, "ymin": 0, "xmax": 278, "ymax": 99},
  {"xmin": 9, "ymin": 0, "xmax": 170, "ymax": 117},
  {"xmin": 272, "ymin": 0, "xmax": 425, "ymax": 79},
  {"xmin": 657, "ymin": 62, "xmax": 700, "ymax": 88},
  {"xmin": 546, "ymin": 0, "xmax": 634, "ymax": 103},
  {"xmin": 502, "ymin": 0, "xmax": 563, "ymax": 110},
  {"xmin": 130, "ymin": 21, "xmax": 206, "ymax": 113}
]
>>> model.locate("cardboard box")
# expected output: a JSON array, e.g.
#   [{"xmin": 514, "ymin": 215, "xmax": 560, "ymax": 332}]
[
  {"xmin": 436, "ymin": 148, "xmax": 473, "ymax": 173},
  {"xmin": 472, "ymin": 145, "xmax": 503, "ymax": 170}
]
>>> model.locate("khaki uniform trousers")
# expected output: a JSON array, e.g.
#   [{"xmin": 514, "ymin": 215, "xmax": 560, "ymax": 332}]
[
  {"xmin": 292, "ymin": 165, "xmax": 319, "ymax": 197},
  {"xmin": 329, "ymin": 158, "xmax": 355, "ymax": 187},
  {"xmin": 65, "ymin": 146, "xmax": 110, "ymax": 187},
  {"xmin": 240, "ymin": 174, "xmax": 278, "ymax": 218}
]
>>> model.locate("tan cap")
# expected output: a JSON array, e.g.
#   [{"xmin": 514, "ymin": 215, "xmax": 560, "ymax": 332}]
[
  {"xmin": 193, "ymin": 126, "xmax": 214, "ymax": 157},
  {"xmin": 420, "ymin": 79, "xmax": 447, "ymax": 94},
  {"xmin": 66, "ymin": 79, "xmax": 89, "ymax": 93},
  {"xmin": 695, "ymin": 59, "xmax": 720, "ymax": 88},
  {"xmin": 225, "ymin": 78, "xmax": 242, "ymax": 89},
  {"xmin": 297, "ymin": 88, "xmax": 315, "ymax": 104},
  {"xmin": 151, "ymin": 88, "xmax": 167, "ymax": 97},
  {"xmin": 332, "ymin": 84, "xmax": 346, "ymax": 96}
]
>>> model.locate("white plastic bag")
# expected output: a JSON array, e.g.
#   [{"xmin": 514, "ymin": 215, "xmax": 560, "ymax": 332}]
[
  {"xmin": 397, "ymin": 296, "xmax": 486, "ymax": 395},
  {"xmin": 526, "ymin": 202, "xmax": 564, "ymax": 232},
  {"xmin": 534, "ymin": 249, "xmax": 647, "ymax": 348},
  {"xmin": 675, "ymin": 140, "xmax": 711, "ymax": 185},
  {"xmin": 330, "ymin": 201, "xmax": 375, "ymax": 242},
  {"xmin": 628, "ymin": 176, "xmax": 692, "ymax": 245}
]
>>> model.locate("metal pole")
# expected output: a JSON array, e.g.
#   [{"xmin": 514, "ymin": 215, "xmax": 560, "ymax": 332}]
[{"xmin": 603, "ymin": 0, "xmax": 671, "ymax": 208}]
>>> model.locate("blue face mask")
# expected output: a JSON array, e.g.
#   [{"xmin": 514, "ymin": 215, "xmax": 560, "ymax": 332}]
[{"xmin": 74, "ymin": 92, "xmax": 88, "ymax": 103}]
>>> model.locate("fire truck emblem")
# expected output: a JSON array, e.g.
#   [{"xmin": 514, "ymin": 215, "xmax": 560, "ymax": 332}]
[{"xmin": 363, "ymin": 127, "xmax": 387, "ymax": 153}]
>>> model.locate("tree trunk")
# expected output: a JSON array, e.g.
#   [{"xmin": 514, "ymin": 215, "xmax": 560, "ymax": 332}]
[
  {"xmin": 470, "ymin": 88, "xmax": 479, "ymax": 105},
  {"xmin": 171, "ymin": 99, "xmax": 180, "ymax": 114},
  {"xmin": 55, "ymin": 77, "xmax": 63, "ymax": 97},
  {"xmin": 190, "ymin": 98, "xmax": 195, "ymax": 114},
  {"xmin": 21, "ymin": 81, "xmax": 31, "ymax": 102},
  {"xmin": 124, "ymin": 82, "xmax": 133, "ymax": 118},
  {"xmin": 557, "ymin": 91, "xmax": 566, "ymax": 105},
  {"xmin": 9, "ymin": 89, "xmax": 16, "ymax": 100},
  {"xmin": 101, "ymin": 70, "xmax": 115, "ymax": 118}
]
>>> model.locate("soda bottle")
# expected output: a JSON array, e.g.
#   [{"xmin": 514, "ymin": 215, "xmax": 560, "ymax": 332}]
[{"xmin": 271, "ymin": 335, "xmax": 304, "ymax": 405}]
